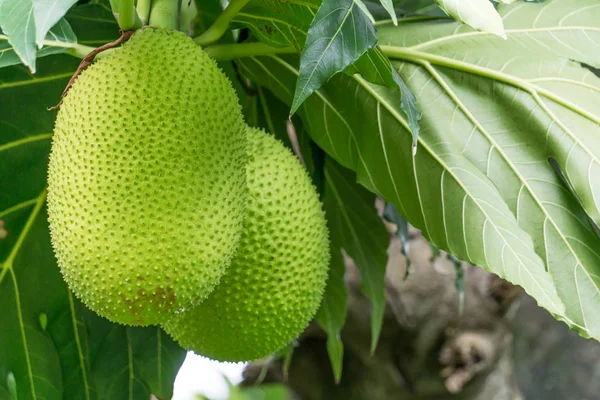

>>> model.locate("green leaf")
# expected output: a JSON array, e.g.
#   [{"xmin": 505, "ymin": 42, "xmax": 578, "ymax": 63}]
[
  {"xmin": 0, "ymin": 0, "xmax": 79, "ymax": 72},
  {"xmin": 433, "ymin": 0, "xmax": 506, "ymax": 38},
  {"xmin": 34, "ymin": 0, "xmax": 78, "ymax": 48},
  {"xmin": 0, "ymin": 18, "xmax": 76, "ymax": 70},
  {"xmin": 323, "ymin": 158, "xmax": 389, "ymax": 353},
  {"xmin": 381, "ymin": 0, "xmax": 600, "ymax": 337},
  {"xmin": 194, "ymin": 0, "xmax": 226, "ymax": 36},
  {"xmin": 0, "ymin": 0, "xmax": 38, "ymax": 71},
  {"xmin": 254, "ymin": 86, "xmax": 319, "ymax": 181},
  {"xmin": 66, "ymin": 3, "xmax": 120, "ymax": 46},
  {"xmin": 239, "ymin": 0, "xmax": 600, "ymax": 339},
  {"xmin": 383, "ymin": 203, "xmax": 411, "ymax": 277},
  {"xmin": 232, "ymin": 0, "xmax": 318, "ymax": 49},
  {"xmin": 314, "ymin": 212, "xmax": 347, "ymax": 382},
  {"xmin": 290, "ymin": 0, "xmax": 378, "ymax": 114},
  {"xmin": 240, "ymin": 51, "xmax": 566, "ymax": 324}
]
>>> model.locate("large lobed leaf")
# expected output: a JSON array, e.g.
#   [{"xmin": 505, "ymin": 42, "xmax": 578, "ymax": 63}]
[
  {"xmin": 379, "ymin": 0, "xmax": 600, "ymax": 337},
  {"xmin": 239, "ymin": 0, "xmax": 600, "ymax": 339}
]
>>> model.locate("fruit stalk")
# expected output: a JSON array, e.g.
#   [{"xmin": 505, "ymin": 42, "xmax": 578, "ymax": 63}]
[
  {"xmin": 118, "ymin": 0, "xmax": 141, "ymax": 30},
  {"xmin": 137, "ymin": 0, "xmax": 152, "ymax": 25},
  {"xmin": 149, "ymin": 0, "xmax": 181, "ymax": 30}
]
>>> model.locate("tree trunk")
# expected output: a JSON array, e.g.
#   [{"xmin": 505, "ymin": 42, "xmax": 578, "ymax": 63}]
[{"xmin": 242, "ymin": 229, "xmax": 600, "ymax": 399}]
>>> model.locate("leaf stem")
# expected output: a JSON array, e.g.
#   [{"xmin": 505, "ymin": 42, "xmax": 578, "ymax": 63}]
[
  {"xmin": 148, "ymin": 0, "xmax": 180, "ymax": 30},
  {"xmin": 194, "ymin": 0, "xmax": 249, "ymax": 47},
  {"xmin": 137, "ymin": 0, "xmax": 152, "ymax": 25},
  {"xmin": 118, "ymin": 0, "xmax": 138, "ymax": 30},
  {"xmin": 65, "ymin": 43, "xmax": 99, "ymax": 59},
  {"xmin": 204, "ymin": 42, "xmax": 297, "ymax": 61}
]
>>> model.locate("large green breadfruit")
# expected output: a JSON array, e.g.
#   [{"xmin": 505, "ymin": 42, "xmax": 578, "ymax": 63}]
[
  {"xmin": 162, "ymin": 127, "xmax": 329, "ymax": 362},
  {"xmin": 47, "ymin": 29, "xmax": 247, "ymax": 326}
]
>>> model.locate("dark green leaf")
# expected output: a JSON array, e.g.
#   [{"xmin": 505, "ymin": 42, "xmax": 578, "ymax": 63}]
[
  {"xmin": 66, "ymin": 3, "xmax": 120, "ymax": 46},
  {"xmin": 314, "ymin": 223, "xmax": 347, "ymax": 382},
  {"xmin": 254, "ymin": 86, "xmax": 317, "ymax": 179},
  {"xmin": 323, "ymin": 158, "xmax": 389, "ymax": 353},
  {"xmin": 233, "ymin": 0, "xmax": 412, "ymax": 115},
  {"xmin": 194, "ymin": 0, "xmax": 224, "ymax": 35},
  {"xmin": 290, "ymin": 0, "xmax": 378, "ymax": 114},
  {"xmin": 232, "ymin": 0, "xmax": 318, "ymax": 49}
]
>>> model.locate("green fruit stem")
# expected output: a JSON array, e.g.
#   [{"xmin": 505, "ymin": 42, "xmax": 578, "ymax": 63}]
[
  {"xmin": 118, "ymin": 0, "xmax": 142, "ymax": 30},
  {"xmin": 149, "ymin": 0, "xmax": 181, "ymax": 30},
  {"xmin": 194, "ymin": 0, "xmax": 249, "ymax": 47},
  {"xmin": 137, "ymin": 0, "xmax": 152, "ymax": 25}
]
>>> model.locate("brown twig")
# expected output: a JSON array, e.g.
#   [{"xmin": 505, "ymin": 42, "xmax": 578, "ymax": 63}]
[{"xmin": 49, "ymin": 30, "xmax": 136, "ymax": 110}]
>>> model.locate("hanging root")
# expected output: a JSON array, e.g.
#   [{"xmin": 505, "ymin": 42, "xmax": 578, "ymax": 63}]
[{"xmin": 49, "ymin": 30, "xmax": 135, "ymax": 110}]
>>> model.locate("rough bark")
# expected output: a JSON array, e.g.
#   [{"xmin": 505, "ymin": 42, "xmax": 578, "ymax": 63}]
[{"xmin": 242, "ymin": 229, "xmax": 600, "ymax": 399}]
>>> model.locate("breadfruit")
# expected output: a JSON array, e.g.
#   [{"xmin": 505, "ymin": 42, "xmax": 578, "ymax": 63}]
[
  {"xmin": 47, "ymin": 28, "xmax": 247, "ymax": 326},
  {"xmin": 162, "ymin": 127, "xmax": 329, "ymax": 362}
]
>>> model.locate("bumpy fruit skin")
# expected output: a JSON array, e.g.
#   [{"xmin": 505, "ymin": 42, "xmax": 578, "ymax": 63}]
[
  {"xmin": 162, "ymin": 127, "xmax": 329, "ymax": 362},
  {"xmin": 47, "ymin": 29, "xmax": 247, "ymax": 326}
]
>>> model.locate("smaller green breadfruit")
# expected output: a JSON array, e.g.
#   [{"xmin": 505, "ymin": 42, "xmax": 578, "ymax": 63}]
[
  {"xmin": 162, "ymin": 127, "xmax": 330, "ymax": 362},
  {"xmin": 47, "ymin": 28, "xmax": 247, "ymax": 326}
]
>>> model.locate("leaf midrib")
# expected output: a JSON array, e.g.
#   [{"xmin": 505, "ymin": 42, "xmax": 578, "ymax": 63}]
[
  {"xmin": 406, "ymin": 25, "xmax": 600, "ymax": 51},
  {"xmin": 67, "ymin": 292, "xmax": 92, "ymax": 400},
  {"xmin": 0, "ymin": 73, "xmax": 72, "ymax": 90},
  {"xmin": 381, "ymin": 46, "xmax": 600, "ymax": 162},
  {"xmin": 0, "ymin": 190, "xmax": 47, "ymax": 400}
]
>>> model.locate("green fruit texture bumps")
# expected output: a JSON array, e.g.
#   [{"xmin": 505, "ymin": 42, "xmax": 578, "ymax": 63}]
[
  {"xmin": 162, "ymin": 127, "xmax": 330, "ymax": 362},
  {"xmin": 47, "ymin": 28, "xmax": 247, "ymax": 326}
]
